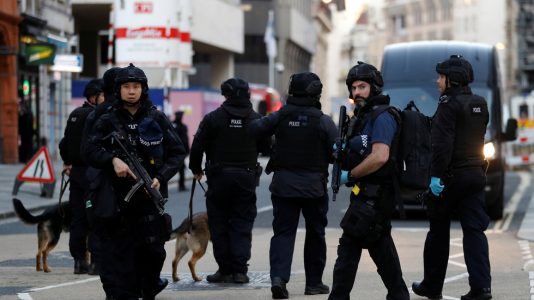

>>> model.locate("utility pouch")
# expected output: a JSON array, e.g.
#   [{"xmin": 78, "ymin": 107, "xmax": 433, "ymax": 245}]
[
  {"xmin": 255, "ymin": 163, "xmax": 263, "ymax": 186},
  {"xmin": 85, "ymin": 167, "xmax": 119, "ymax": 221},
  {"xmin": 340, "ymin": 198, "xmax": 383, "ymax": 248}
]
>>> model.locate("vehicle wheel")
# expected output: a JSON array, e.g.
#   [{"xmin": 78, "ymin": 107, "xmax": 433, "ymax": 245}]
[{"xmin": 487, "ymin": 191, "xmax": 504, "ymax": 220}]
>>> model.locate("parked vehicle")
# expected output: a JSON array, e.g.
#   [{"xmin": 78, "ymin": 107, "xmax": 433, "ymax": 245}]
[
  {"xmin": 381, "ymin": 40, "xmax": 517, "ymax": 219},
  {"xmin": 506, "ymin": 92, "xmax": 534, "ymax": 168}
]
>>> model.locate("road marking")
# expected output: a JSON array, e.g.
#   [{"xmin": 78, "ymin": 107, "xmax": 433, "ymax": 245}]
[
  {"xmin": 493, "ymin": 171, "xmax": 531, "ymax": 232},
  {"xmin": 26, "ymin": 277, "xmax": 100, "ymax": 292},
  {"xmin": 16, "ymin": 294, "xmax": 32, "ymax": 300},
  {"xmin": 518, "ymin": 240, "xmax": 534, "ymax": 299},
  {"xmin": 257, "ymin": 205, "xmax": 273, "ymax": 213}
]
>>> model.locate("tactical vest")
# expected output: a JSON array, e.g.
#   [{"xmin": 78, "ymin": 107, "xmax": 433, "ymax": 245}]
[
  {"xmin": 207, "ymin": 109, "xmax": 258, "ymax": 168},
  {"xmin": 271, "ymin": 105, "xmax": 328, "ymax": 172},
  {"xmin": 347, "ymin": 105, "xmax": 399, "ymax": 185},
  {"xmin": 450, "ymin": 94, "xmax": 488, "ymax": 169},
  {"xmin": 65, "ymin": 103, "xmax": 94, "ymax": 166}
]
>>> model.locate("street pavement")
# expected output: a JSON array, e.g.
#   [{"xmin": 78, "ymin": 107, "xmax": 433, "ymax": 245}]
[{"xmin": 1, "ymin": 162, "xmax": 534, "ymax": 299}]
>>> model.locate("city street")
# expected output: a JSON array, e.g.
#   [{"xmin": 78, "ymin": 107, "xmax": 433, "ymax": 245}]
[{"xmin": 0, "ymin": 167, "xmax": 533, "ymax": 300}]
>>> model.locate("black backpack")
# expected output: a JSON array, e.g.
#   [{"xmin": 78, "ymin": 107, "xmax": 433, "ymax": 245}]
[{"xmin": 397, "ymin": 101, "xmax": 432, "ymax": 190}]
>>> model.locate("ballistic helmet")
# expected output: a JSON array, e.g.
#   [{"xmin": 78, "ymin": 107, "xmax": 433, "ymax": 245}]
[
  {"xmin": 435, "ymin": 55, "xmax": 474, "ymax": 86},
  {"xmin": 221, "ymin": 77, "xmax": 250, "ymax": 99},
  {"xmin": 288, "ymin": 72, "xmax": 323, "ymax": 97},
  {"xmin": 114, "ymin": 63, "xmax": 149, "ymax": 101},
  {"xmin": 345, "ymin": 61, "xmax": 383, "ymax": 98},
  {"xmin": 83, "ymin": 79, "xmax": 104, "ymax": 100},
  {"xmin": 102, "ymin": 67, "xmax": 121, "ymax": 95}
]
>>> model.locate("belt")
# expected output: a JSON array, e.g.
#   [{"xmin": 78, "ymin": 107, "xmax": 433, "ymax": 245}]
[{"xmin": 352, "ymin": 182, "xmax": 382, "ymax": 198}]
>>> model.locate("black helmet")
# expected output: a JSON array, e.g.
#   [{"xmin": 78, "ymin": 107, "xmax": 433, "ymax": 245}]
[
  {"xmin": 288, "ymin": 72, "xmax": 323, "ymax": 97},
  {"xmin": 221, "ymin": 77, "xmax": 250, "ymax": 99},
  {"xmin": 102, "ymin": 67, "xmax": 121, "ymax": 95},
  {"xmin": 114, "ymin": 63, "xmax": 149, "ymax": 100},
  {"xmin": 83, "ymin": 79, "xmax": 104, "ymax": 100},
  {"xmin": 436, "ymin": 55, "xmax": 474, "ymax": 86},
  {"xmin": 345, "ymin": 61, "xmax": 383, "ymax": 98}
]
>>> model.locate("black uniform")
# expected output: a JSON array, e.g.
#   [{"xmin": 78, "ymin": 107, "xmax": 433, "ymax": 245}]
[
  {"xmin": 84, "ymin": 99, "xmax": 184, "ymax": 299},
  {"xmin": 189, "ymin": 88, "xmax": 270, "ymax": 280},
  {"xmin": 249, "ymin": 82, "xmax": 337, "ymax": 291},
  {"xmin": 59, "ymin": 101, "xmax": 101, "ymax": 273},
  {"xmin": 328, "ymin": 95, "xmax": 409, "ymax": 300},
  {"xmin": 419, "ymin": 86, "xmax": 490, "ymax": 294},
  {"xmin": 173, "ymin": 111, "xmax": 189, "ymax": 191}
]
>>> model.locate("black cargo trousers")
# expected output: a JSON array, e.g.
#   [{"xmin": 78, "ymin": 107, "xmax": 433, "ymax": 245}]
[
  {"xmin": 420, "ymin": 166, "xmax": 491, "ymax": 294},
  {"xmin": 69, "ymin": 166, "xmax": 100, "ymax": 265},
  {"xmin": 329, "ymin": 187, "xmax": 409, "ymax": 300},
  {"xmin": 205, "ymin": 167, "xmax": 258, "ymax": 275}
]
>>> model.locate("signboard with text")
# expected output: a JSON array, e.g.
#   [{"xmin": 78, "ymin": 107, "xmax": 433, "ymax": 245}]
[{"xmin": 114, "ymin": 0, "xmax": 181, "ymax": 67}]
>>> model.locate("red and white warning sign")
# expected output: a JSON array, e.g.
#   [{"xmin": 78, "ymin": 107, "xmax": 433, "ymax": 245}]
[{"xmin": 16, "ymin": 146, "xmax": 55, "ymax": 183}]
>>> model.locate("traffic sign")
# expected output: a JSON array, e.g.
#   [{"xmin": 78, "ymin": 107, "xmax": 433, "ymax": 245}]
[{"xmin": 16, "ymin": 146, "xmax": 55, "ymax": 183}]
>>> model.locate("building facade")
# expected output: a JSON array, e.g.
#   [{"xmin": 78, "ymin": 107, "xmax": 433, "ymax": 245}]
[{"xmin": 0, "ymin": 0, "xmax": 21, "ymax": 163}]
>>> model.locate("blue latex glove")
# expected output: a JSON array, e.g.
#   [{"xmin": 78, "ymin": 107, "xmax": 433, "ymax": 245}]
[
  {"xmin": 429, "ymin": 177, "xmax": 444, "ymax": 196},
  {"xmin": 340, "ymin": 170, "xmax": 350, "ymax": 185},
  {"xmin": 333, "ymin": 142, "xmax": 346, "ymax": 151}
]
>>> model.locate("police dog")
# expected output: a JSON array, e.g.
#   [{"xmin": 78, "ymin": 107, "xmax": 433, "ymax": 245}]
[
  {"xmin": 12, "ymin": 198, "xmax": 71, "ymax": 273},
  {"xmin": 170, "ymin": 212, "xmax": 210, "ymax": 282}
]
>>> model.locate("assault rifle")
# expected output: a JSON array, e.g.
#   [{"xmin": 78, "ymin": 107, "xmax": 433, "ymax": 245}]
[
  {"xmin": 331, "ymin": 105, "xmax": 348, "ymax": 201},
  {"xmin": 106, "ymin": 131, "xmax": 166, "ymax": 215}
]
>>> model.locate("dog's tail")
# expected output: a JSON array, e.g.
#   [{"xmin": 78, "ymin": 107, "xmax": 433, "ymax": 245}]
[
  {"xmin": 12, "ymin": 198, "xmax": 53, "ymax": 224},
  {"xmin": 169, "ymin": 216, "xmax": 190, "ymax": 240}
]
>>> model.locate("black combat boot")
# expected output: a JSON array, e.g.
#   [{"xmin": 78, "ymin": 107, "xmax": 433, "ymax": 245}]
[
  {"xmin": 305, "ymin": 282, "xmax": 330, "ymax": 295},
  {"xmin": 271, "ymin": 277, "xmax": 289, "ymax": 299},
  {"xmin": 460, "ymin": 288, "xmax": 492, "ymax": 300},
  {"xmin": 412, "ymin": 282, "xmax": 442, "ymax": 299},
  {"xmin": 206, "ymin": 271, "xmax": 233, "ymax": 283},
  {"xmin": 233, "ymin": 272, "xmax": 250, "ymax": 284},
  {"xmin": 74, "ymin": 260, "xmax": 88, "ymax": 274},
  {"xmin": 87, "ymin": 262, "xmax": 100, "ymax": 275},
  {"xmin": 142, "ymin": 278, "xmax": 168, "ymax": 300}
]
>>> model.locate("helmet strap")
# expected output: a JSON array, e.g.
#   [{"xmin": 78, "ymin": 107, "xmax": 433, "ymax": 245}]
[{"xmin": 122, "ymin": 99, "xmax": 141, "ymax": 108}]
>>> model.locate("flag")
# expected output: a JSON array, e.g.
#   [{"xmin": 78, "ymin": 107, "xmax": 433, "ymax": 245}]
[{"xmin": 264, "ymin": 10, "xmax": 277, "ymax": 58}]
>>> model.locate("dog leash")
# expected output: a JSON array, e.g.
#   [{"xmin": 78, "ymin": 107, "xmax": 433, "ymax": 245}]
[
  {"xmin": 187, "ymin": 178, "xmax": 197, "ymax": 233},
  {"xmin": 58, "ymin": 170, "xmax": 70, "ymax": 218}
]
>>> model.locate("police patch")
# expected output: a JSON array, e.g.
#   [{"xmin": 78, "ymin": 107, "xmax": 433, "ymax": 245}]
[
  {"xmin": 470, "ymin": 104, "xmax": 483, "ymax": 115},
  {"xmin": 229, "ymin": 118, "xmax": 243, "ymax": 128}
]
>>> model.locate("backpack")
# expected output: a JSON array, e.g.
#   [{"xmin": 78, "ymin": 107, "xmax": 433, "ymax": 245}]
[
  {"xmin": 396, "ymin": 101, "xmax": 432, "ymax": 190},
  {"xmin": 369, "ymin": 101, "xmax": 432, "ymax": 217}
]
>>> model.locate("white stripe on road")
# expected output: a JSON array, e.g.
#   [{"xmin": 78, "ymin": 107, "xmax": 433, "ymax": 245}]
[
  {"xmin": 257, "ymin": 205, "xmax": 273, "ymax": 213},
  {"xmin": 26, "ymin": 277, "xmax": 100, "ymax": 292},
  {"xmin": 493, "ymin": 171, "xmax": 531, "ymax": 232},
  {"xmin": 16, "ymin": 293, "xmax": 32, "ymax": 300}
]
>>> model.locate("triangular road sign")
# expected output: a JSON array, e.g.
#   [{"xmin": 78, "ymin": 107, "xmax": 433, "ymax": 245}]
[{"xmin": 16, "ymin": 146, "xmax": 56, "ymax": 183}]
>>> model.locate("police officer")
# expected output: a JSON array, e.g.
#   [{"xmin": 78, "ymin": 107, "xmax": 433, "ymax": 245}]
[
  {"xmin": 412, "ymin": 55, "xmax": 491, "ymax": 300},
  {"xmin": 328, "ymin": 62, "xmax": 409, "ymax": 300},
  {"xmin": 173, "ymin": 111, "xmax": 189, "ymax": 191},
  {"xmin": 249, "ymin": 72, "xmax": 336, "ymax": 299},
  {"xmin": 83, "ymin": 63, "xmax": 185, "ymax": 299},
  {"xmin": 189, "ymin": 77, "xmax": 270, "ymax": 284},
  {"xmin": 59, "ymin": 78, "xmax": 104, "ymax": 274}
]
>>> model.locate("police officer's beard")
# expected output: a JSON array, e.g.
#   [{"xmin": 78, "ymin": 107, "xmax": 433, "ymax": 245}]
[{"xmin": 354, "ymin": 97, "xmax": 367, "ymax": 109}]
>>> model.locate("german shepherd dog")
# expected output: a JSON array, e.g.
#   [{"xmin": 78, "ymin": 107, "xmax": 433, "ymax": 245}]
[
  {"xmin": 12, "ymin": 198, "xmax": 72, "ymax": 273},
  {"xmin": 170, "ymin": 212, "xmax": 210, "ymax": 282}
]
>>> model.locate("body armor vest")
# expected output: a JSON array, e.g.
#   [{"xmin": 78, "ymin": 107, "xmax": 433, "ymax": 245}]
[
  {"xmin": 207, "ymin": 109, "xmax": 258, "ymax": 168},
  {"xmin": 65, "ymin": 103, "xmax": 93, "ymax": 166},
  {"xmin": 450, "ymin": 94, "xmax": 488, "ymax": 169},
  {"xmin": 271, "ymin": 105, "xmax": 328, "ymax": 172}
]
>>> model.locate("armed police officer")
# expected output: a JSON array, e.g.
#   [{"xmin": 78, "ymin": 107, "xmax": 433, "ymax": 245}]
[
  {"xmin": 249, "ymin": 72, "xmax": 337, "ymax": 299},
  {"xmin": 189, "ymin": 77, "xmax": 270, "ymax": 284},
  {"xmin": 59, "ymin": 78, "xmax": 104, "ymax": 275},
  {"xmin": 412, "ymin": 55, "xmax": 491, "ymax": 300},
  {"xmin": 84, "ymin": 63, "xmax": 185, "ymax": 299},
  {"xmin": 328, "ymin": 62, "xmax": 409, "ymax": 300}
]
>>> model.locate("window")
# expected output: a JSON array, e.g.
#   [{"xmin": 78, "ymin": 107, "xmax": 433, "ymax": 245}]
[
  {"xmin": 413, "ymin": 3, "xmax": 423, "ymax": 25},
  {"xmin": 426, "ymin": 0, "xmax": 436, "ymax": 23},
  {"xmin": 392, "ymin": 15, "xmax": 406, "ymax": 35}
]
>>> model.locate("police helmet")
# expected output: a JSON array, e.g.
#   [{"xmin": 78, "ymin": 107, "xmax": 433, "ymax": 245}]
[
  {"xmin": 288, "ymin": 72, "xmax": 323, "ymax": 97},
  {"xmin": 221, "ymin": 77, "xmax": 250, "ymax": 99},
  {"xmin": 102, "ymin": 67, "xmax": 121, "ymax": 95},
  {"xmin": 83, "ymin": 79, "xmax": 104, "ymax": 100},
  {"xmin": 345, "ymin": 61, "xmax": 383, "ymax": 98},
  {"xmin": 435, "ymin": 55, "xmax": 474, "ymax": 86},
  {"xmin": 114, "ymin": 63, "xmax": 149, "ymax": 100}
]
